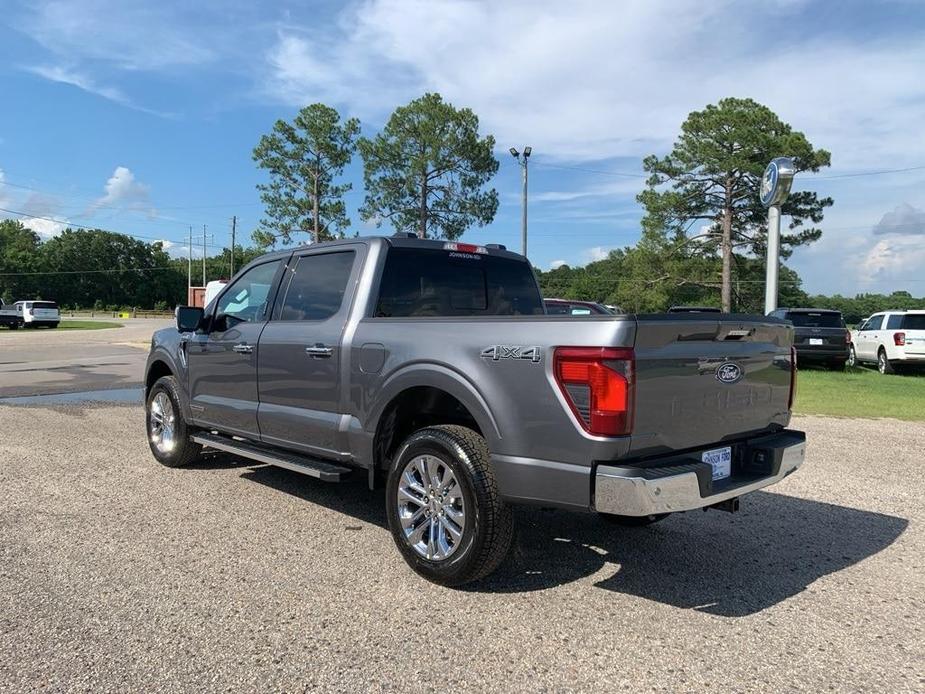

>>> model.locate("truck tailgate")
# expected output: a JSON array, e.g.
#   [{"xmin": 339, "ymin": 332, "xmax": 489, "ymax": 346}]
[{"xmin": 630, "ymin": 314, "xmax": 794, "ymax": 456}]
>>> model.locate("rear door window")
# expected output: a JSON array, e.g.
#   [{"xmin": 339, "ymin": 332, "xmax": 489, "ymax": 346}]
[
  {"xmin": 886, "ymin": 314, "xmax": 903, "ymax": 329},
  {"xmin": 375, "ymin": 247, "xmax": 544, "ymax": 317},
  {"xmin": 786, "ymin": 312, "xmax": 843, "ymax": 328}
]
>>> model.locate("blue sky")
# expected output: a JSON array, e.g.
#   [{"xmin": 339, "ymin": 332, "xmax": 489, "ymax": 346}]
[{"xmin": 1, "ymin": 0, "xmax": 924, "ymax": 296}]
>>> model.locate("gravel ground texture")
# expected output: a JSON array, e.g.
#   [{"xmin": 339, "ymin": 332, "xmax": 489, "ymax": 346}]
[{"xmin": 0, "ymin": 407, "xmax": 921, "ymax": 693}]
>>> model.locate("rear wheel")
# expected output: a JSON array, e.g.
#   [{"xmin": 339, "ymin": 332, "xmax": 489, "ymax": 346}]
[
  {"xmin": 877, "ymin": 349, "xmax": 895, "ymax": 375},
  {"xmin": 847, "ymin": 345, "xmax": 857, "ymax": 367},
  {"xmin": 146, "ymin": 375, "xmax": 201, "ymax": 467},
  {"xmin": 386, "ymin": 425, "xmax": 513, "ymax": 586},
  {"xmin": 600, "ymin": 512, "xmax": 668, "ymax": 527}
]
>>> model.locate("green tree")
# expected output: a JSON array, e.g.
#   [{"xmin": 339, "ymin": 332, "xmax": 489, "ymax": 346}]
[
  {"xmin": 40, "ymin": 229, "xmax": 182, "ymax": 309},
  {"xmin": 253, "ymin": 103, "xmax": 360, "ymax": 247},
  {"xmin": 638, "ymin": 97, "xmax": 832, "ymax": 311},
  {"xmin": 0, "ymin": 219, "xmax": 42, "ymax": 302},
  {"xmin": 359, "ymin": 93, "xmax": 499, "ymax": 239}
]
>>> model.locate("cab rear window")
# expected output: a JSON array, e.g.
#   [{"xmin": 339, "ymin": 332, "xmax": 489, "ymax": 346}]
[{"xmin": 375, "ymin": 247, "xmax": 544, "ymax": 317}]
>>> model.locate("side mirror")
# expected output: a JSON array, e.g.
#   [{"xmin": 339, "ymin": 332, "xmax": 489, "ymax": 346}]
[{"xmin": 176, "ymin": 306, "xmax": 204, "ymax": 332}]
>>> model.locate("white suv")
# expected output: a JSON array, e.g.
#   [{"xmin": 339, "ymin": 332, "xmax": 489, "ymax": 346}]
[{"xmin": 849, "ymin": 310, "xmax": 925, "ymax": 374}]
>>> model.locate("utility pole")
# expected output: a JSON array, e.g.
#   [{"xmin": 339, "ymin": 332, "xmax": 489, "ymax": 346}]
[
  {"xmin": 187, "ymin": 225, "xmax": 192, "ymax": 302},
  {"xmin": 509, "ymin": 146, "xmax": 532, "ymax": 257},
  {"xmin": 202, "ymin": 224, "xmax": 207, "ymax": 287},
  {"xmin": 230, "ymin": 216, "xmax": 236, "ymax": 276},
  {"xmin": 759, "ymin": 158, "xmax": 795, "ymax": 314}
]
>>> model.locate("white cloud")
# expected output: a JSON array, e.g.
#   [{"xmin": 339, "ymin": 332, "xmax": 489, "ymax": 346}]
[
  {"xmin": 860, "ymin": 237, "xmax": 925, "ymax": 280},
  {"xmin": 26, "ymin": 64, "xmax": 171, "ymax": 116},
  {"xmin": 262, "ymin": 0, "xmax": 925, "ymax": 167},
  {"xmin": 583, "ymin": 246, "xmax": 611, "ymax": 263},
  {"xmin": 17, "ymin": 216, "xmax": 68, "ymax": 239},
  {"xmin": 18, "ymin": 1, "xmax": 215, "ymax": 71},
  {"xmin": 549, "ymin": 259, "xmax": 567, "ymax": 269},
  {"xmin": 87, "ymin": 166, "xmax": 154, "ymax": 216},
  {"xmin": 872, "ymin": 203, "xmax": 925, "ymax": 237}
]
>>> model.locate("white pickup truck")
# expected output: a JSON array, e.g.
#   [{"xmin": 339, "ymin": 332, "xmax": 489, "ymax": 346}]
[{"xmin": 0, "ymin": 301, "xmax": 22, "ymax": 329}]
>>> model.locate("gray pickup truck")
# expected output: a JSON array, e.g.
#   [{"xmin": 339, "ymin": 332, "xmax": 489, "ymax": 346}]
[{"xmin": 145, "ymin": 234, "xmax": 805, "ymax": 585}]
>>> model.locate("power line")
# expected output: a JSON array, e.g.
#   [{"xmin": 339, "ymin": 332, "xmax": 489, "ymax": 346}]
[
  {"xmin": 531, "ymin": 162, "xmax": 647, "ymax": 178},
  {"xmin": 0, "ymin": 267, "xmax": 178, "ymax": 277},
  {"xmin": 0, "ymin": 206, "xmax": 211, "ymax": 246},
  {"xmin": 814, "ymin": 165, "xmax": 925, "ymax": 180}
]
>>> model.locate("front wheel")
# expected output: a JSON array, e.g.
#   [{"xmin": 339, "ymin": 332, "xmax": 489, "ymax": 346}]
[
  {"xmin": 386, "ymin": 425, "xmax": 514, "ymax": 586},
  {"xmin": 847, "ymin": 345, "xmax": 857, "ymax": 367},
  {"xmin": 146, "ymin": 375, "xmax": 201, "ymax": 467}
]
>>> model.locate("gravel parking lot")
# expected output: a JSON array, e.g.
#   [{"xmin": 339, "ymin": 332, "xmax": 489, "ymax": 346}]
[{"xmin": 1, "ymin": 404, "xmax": 921, "ymax": 692}]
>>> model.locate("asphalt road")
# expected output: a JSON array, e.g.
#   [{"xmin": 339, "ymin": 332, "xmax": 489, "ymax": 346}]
[
  {"xmin": 0, "ymin": 405, "xmax": 921, "ymax": 692},
  {"xmin": 0, "ymin": 319, "xmax": 170, "ymax": 398}
]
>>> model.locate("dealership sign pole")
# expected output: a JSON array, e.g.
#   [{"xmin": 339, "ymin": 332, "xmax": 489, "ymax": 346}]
[{"xmin": 760, "ymin": 157, "xmax": 795, "ymax": 314}]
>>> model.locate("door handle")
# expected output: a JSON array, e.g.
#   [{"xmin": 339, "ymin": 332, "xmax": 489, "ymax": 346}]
[
  {"xmin": 305, "ymin": 344, "xmax": 334, "ymax": 358},
  {"xmin": 232, "ymin": 343, "xmax": 254, "ymax": 354}
]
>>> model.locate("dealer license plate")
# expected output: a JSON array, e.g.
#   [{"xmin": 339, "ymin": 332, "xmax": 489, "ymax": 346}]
[
  {"xmin": 703, "ymin": 447, "xmax": 732, "ymax": 481},
  {"xmin": 809, "ymin": 338, "xmax": 824, "ymax": 345}
]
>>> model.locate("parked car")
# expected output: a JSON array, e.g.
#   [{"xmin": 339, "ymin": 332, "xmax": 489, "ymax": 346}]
[
  {"xmin": 667, "ymin": 306, "xmax": 722, "ymax": 313},
  {"xmin": 768, "ymin": 308, "xmax": 850, "ymax": 370},
  {"xmin": 145, "ymin": 235, "xmax": 804, "ymax": 586},
  {"xmin": 9, "ymin": 300, "xmax": 59, "ymax": 328},
  {"xmin": 544, "ymin": 298, "xmax": 614, "ymax": 315},
  {"xmin": 849, "ymin": 310, "xmax": 925, "ymax": 374}
]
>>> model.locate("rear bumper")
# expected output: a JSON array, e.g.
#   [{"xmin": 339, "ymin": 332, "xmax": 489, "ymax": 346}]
[
  {"xmin": 594, "ymin": 430, "xmax": 806, "ymax": 516},
  {"xmin": 794, "ymin": 344, "xmax": 848, "ymax": 360}
]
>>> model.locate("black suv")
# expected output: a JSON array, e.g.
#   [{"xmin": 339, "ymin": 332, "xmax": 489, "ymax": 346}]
[{"xmin": 768, "ymin": 308, "xmax": 850, "ymax": 370}]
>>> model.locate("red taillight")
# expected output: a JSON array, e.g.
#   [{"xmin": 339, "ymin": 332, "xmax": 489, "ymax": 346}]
[
  {"xmin": 845, "ymin": 329, "xmax": 852, "ymax": 344},
  {"xmin": 894, "ymin": 332, "xmax": 906, "ymax": 346},
  {"xmin": 554, "ymin": 347, "xmax": 634, "ymax": 436},
  {"xmin": 788, "ymin": 345, "xmax": 798, "ymax": 410}
]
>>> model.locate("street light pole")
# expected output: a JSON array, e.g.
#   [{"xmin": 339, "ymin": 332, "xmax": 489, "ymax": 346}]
[
  {"xmin": 510, "ymin": 146, "xmax": 532, "ymax": 257},
  {"xmin": 759, "ymin": 157, "xmax": 795, "ymax": 314}
]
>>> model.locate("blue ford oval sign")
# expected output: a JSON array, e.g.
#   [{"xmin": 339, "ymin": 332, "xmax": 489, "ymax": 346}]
[
  {"xmin": 716, "ymin": 362, "xmax": 743, "ymax": 384},
  {"xmin": 760, "ymin": 162, "xmax": 779, "ymax": 206},
  {"xmin": 759, "ymin": 157, "xmax": 796, "ymax": 207}
]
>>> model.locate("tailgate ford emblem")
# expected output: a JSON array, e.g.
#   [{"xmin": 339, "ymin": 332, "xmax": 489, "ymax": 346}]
[{"xmin": 715, "ymin": 362, "xmax": 743, "ymax": 384}]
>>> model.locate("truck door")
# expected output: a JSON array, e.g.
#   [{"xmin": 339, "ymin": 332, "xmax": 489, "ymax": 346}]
[
  {"xmin": 257, "ymin": 246, "xmax": 362, "ymax": 458},
  {"xmin": 187, "ymin": 259, "xmax": 284, "ymax": 437}
]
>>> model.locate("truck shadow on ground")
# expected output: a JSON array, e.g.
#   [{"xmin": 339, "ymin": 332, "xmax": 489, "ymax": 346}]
[{"xmin": 234, "ymin": 464, "xmax": 907, "ymax": 618}]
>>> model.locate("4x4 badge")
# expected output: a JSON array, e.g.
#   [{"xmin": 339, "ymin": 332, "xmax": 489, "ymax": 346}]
[{"xmin": 481, "ymin": 345, "xmax": 542, "ymax": 363}]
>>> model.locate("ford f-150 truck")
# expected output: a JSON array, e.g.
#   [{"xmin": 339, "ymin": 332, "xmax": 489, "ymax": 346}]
[{"xmin": 145, "ymin": 234, "xmax": 805, "ymax": 586}]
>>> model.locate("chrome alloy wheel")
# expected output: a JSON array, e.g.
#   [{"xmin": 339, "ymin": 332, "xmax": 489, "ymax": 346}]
[
  {"xmin": 397, "ymin": 454, "xmax": 466, "ymax": 561},
  {"xmin": 149, "ymin": 391, "xmax": 177, "ymax": 454}
]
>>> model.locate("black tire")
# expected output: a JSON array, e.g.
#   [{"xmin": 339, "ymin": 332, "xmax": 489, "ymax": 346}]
[
  {"xmin": 877, "ymin": 348, "xmax": 895, "ymax": 375},
  {"xmin": 600, "ymin": 512, "xmax": 668, "ymax": 527},
  {"xmin": 385, "ymin": 425, "xmax": 514, "ymax": 587},
  {"xmin": 145, "ymin": 375, "xmax": 201, "ymax": 468}
]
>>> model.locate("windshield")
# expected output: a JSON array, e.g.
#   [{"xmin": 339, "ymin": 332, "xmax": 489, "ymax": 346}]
[{"xmin": 787, "ymin": 312, "xmax": 843, "ymax": 328}]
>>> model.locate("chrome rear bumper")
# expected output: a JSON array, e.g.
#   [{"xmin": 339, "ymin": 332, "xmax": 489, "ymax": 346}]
[{"xmin": 594, "ymin": 433, "xmax": 806, "ymax": 517}]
